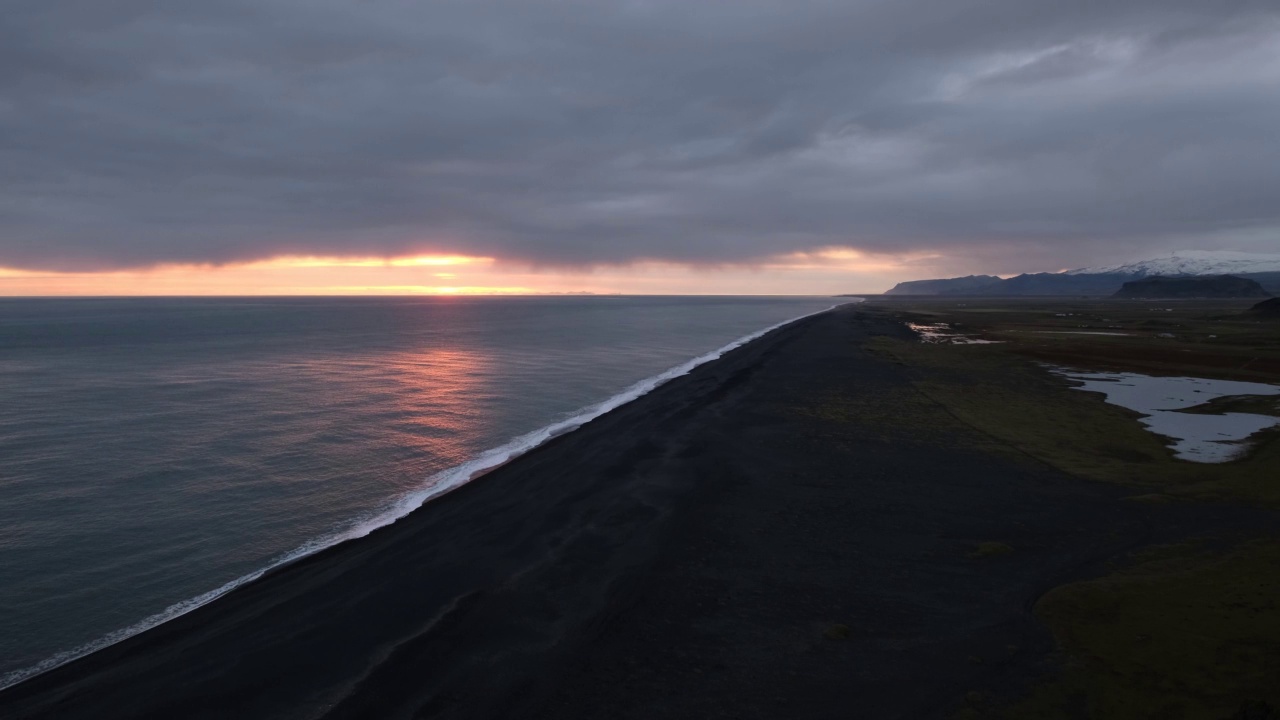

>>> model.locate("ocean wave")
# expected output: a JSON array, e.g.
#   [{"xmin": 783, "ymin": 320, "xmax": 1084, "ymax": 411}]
[{"xmin": 0, "ymin": 301, "xmax": 848, "ymax": 692}]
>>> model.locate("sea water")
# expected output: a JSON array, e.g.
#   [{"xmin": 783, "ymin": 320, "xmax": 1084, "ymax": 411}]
[{"xmin": 0, "ymin": 296, "xmax": 840, "ymax": 685}]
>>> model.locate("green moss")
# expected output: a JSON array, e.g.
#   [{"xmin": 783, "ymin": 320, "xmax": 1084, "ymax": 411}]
[
  {"xmin": 823, "ymin": 623, "xmax": 851, "ymax": 640},
  {"xmin": 787, "ymin": 384, "xmax": 986, "ymax": 450},
  {"xmin": 1007, "ymin": 540, "xmax": 1280, "ymax": 719},
  {"xmin": 867, "ymin": 331, "xmax": 1280, "ymax": 509},
  {"xmin": 1124, "ymin": 493, "xmax": 1177, "ymax": 504},
  {"xmin": 969, "ymin": 542, "xmax": 1014, "ymax": 559},
  {"xmin": 856, "ymin": 301, "xmax": 1280, "ymax": 719},
  {"xmin": 1177, "ymin": 394, "xmax": 1280, "ymax": 418},
  {"xmin": 871, "ymin": 297, "xmax": 1280, "ymax": 384}
]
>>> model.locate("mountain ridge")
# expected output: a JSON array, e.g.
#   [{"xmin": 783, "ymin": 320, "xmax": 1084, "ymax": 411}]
[
  {"xmin": 1067, "ymin": 250, "xmax": 1280, "ymax": 277},
  {"xmin": 1112, "ymin": 275, "xmax": 1272, "ymax": 299},
  {"xmin": 885, "ymin": 251, "xmax": 1280, "ymax": 296}
]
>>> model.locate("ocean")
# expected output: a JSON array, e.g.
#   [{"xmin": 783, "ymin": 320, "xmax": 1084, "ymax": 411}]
[{"xmin": 0, "ymin": 295, "xmax": 840, "ymax": 686}]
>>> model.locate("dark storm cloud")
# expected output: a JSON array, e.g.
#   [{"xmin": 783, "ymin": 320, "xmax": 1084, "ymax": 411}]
[{"xmin": 2, "ymin": 0, "xmax": 1278, "ymax": 271}]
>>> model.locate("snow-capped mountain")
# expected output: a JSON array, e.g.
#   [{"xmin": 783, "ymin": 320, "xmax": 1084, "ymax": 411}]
[
  {"xmin": 1066, "ymin": 250, "xmax": 1280, "ymax": 277},
  {"xmin": 884, "ymin": 249, "xmax": 1280, "ymax": 295}
]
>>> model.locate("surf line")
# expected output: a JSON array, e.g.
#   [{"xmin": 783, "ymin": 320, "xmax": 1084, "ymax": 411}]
[{"xmin": 0, "ymin": 300, "xmax": 854, "ymax": 692}]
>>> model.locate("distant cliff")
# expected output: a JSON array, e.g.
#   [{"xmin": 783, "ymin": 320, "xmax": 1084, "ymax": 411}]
[
  {"xmin": 1113, "ymin": 275, "xmax": 1271, "ymax": 299},
  {"xmin": 883, "ymin": 275, "xmax": 1001, "ymax": 295},
  {"xmin": 884, "ymin": 272, "xmax": 1136, "ymax": 296}
]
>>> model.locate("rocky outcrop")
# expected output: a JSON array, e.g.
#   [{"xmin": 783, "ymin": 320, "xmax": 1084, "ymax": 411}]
[{"xmin": 1249, "ymin": 297, "xmax": 1280, "ymax": 317}]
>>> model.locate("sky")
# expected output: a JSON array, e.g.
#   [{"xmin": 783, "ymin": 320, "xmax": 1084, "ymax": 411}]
[{"xmin": 2, "ymin": 0, "xmax": 1278, "ymax": 295}]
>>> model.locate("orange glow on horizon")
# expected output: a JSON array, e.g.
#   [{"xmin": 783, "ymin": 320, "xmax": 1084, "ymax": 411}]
[
  {"xmin": 0, "ymin": 246, "xmax": 935, "ymax": 296},
  {"xmin": 325, "ymin": 285, "xmax": 536, "ymax": 295},
  {"xmin": 0, "ymin": 253, "xmax": 495, "ymax": 277},
  {"xmin": 242, "ymin": 254, "xmax": 495, "ymax": 270}
]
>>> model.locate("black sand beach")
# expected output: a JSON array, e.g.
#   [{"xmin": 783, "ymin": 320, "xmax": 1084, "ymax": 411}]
[{"xmin": 1, "ymin": 305, "xmax": 1268, "ymax": 719}]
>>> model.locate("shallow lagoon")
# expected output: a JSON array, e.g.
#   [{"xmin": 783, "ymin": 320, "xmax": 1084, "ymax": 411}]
[
  {"xmin": 906, "ymin": 322, "xmax": 1001, "ymax": 345},
  {"xmin": 1050, "ymin": 369, "xmax": 1280, "ymax": 463}
]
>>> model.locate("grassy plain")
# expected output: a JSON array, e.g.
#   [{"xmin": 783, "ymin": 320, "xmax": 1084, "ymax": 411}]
[
  {"xmin": 865, "ymin": 297, "xmax": 1280, "ymax": 506},
  {"xmin": 1016, "ymin": 539, "xmax": 1280, "ymax": 720},
  {"xmin": 861, "ymin": 297, "xmax": 1280, "ymax": 719}
]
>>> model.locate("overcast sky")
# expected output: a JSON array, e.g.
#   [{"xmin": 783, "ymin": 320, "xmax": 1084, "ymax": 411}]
[{"xmin": 3, "ymin": 0, "xmax": 1279, "ymax": 279}]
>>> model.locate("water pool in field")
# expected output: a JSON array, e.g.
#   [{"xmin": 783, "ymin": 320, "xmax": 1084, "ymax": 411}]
[{"xmin": 1050, "ymin": 368, "xmax": 1280, "ymax": 463}]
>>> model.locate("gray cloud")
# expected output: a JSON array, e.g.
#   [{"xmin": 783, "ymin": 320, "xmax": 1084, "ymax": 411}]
[{"xmin": 2, "ymin": 0, "xmax": 1278, "ymax": 272}]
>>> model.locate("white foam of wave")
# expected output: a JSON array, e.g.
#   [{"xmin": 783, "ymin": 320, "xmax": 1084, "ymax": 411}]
[{"xmin": 0, "ymin": 300, "xmax": 852, "ymax": 692}]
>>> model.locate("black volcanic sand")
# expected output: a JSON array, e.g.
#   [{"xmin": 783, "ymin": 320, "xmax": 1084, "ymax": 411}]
[{"xmin": 1, "ymin": 306, "xmax": 1270, "ymax": 719}]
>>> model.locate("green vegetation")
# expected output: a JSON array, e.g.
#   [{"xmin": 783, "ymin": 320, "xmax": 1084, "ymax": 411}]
[
  {"xmin": 876, "ymin": 297, "xmax": 1280, "ymax": 382},
  {"xmin": 860, "ymin": 299, "xmax": 1280, "ymax": 719},
  {"xmin": 969, "ymin": 542, "xmax": 1014, "ymax": 559},
  {"xmin": 823, "ymin": 623, "xmax": 851, "ymax": 641},
  {"xmin": 792, "ymin": 386, "xmax": 980, "ymax": 449},
  {"xmin": 863, "ymin": 301, "xmax": 1280, "ymax": 508},
  {"xmin": 1177, "ymin": 395, "xmax": 1280, "ymax": 418},
  {"xmin": 1007, "ymin": 540, "xmax": 1280, "ymax": 719}
]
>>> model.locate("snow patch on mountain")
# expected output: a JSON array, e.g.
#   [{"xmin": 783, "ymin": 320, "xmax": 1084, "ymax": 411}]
[{"xmin": 1067, "ymin": 250, "xmax": 1280, "ymax": 277}]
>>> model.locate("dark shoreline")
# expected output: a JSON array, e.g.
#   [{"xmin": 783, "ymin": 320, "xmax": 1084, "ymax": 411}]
[{"xmin": 1, "ymin": 306, "xmax": 1263, "ymax": 719}]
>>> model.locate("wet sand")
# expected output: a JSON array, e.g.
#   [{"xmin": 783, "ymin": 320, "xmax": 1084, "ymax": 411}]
[{"xmin": 0, "ymin": 306, "xmax": 1254, "ymax": 719}]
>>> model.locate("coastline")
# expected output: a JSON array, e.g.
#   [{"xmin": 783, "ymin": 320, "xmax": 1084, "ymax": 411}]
[
  {"xmin": 0, "ymin": 301, "xmax": 845, "ymax": 696},
  {"xmin": 2, "ymin": 304, "xmax": 1273, "ymax": 718},
  {"xmin": 1, "ymin": 305, "xmax": 848, "ymax": 718}
]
